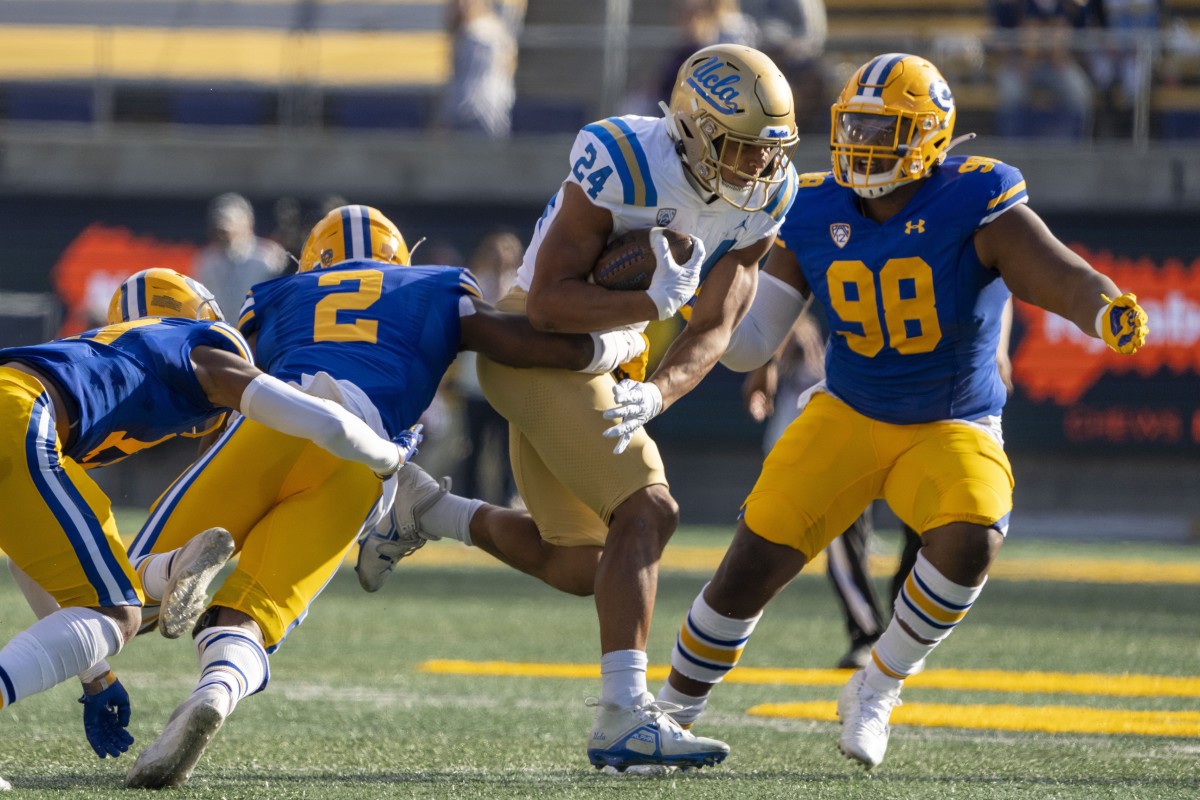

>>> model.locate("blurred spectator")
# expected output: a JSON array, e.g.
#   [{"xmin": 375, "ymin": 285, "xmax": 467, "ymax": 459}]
[
  {"xmin": 453, "ymin": 229, "xmax": 523, "ymax": 505},
  {"xmin": 193, "ymin": 193, "xmax": 288, "ymax": 318},
  {"xmin": 657, "ymin": 0, "xmax": 760, "ymax": 105},
  {"xmin": 268, "ymin": 196, "xmax": 304, "ymax": 271},
  {"xmin": 990, "ymin": 0, "xmax": 1101, "ymax": 139},
  {"xmin": 433, "ymin": 0, "xmax": 518, "ymax": 138},
  {"xmin": 1089, "ymin": 0, "xmax": 1161, "ymax": 136}
]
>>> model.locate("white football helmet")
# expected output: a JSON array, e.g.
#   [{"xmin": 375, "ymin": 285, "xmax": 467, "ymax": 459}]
[
  {"xmin": 830, "ymin": 53, "xmax": 957, "ymax": 198},
  {"xmin": 663, "ymin": 44, "xmax": 799, "ymax": 212}
]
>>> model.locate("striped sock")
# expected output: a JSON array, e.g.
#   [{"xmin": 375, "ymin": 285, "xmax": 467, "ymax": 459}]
[
  {"xmin": 670, "ymin": 585, "xmax": 761, "ymax": 688},
  {"xmin": 193, "ymin": 626, "xmax": 269, "ymax": 714},
  {"xmin": 869, "ymin": 552, "xmax": 985, "ymax": 687}
]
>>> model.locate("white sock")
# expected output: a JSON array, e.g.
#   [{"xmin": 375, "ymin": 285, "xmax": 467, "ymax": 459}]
[
  {"xmin": 420, "ymin": 493, "xmax": 484, "ymax": 546},
  {"xmin": 656, "ymin": 683, "xmax": 708, "ymax": 727},
  {"xmin": 870, "ymin": 552, "xmax": 986, "ymax": 686},
  {"xmin": 0, "ymin": 607, "xmax": 123, "ymax": 707},
  {"xmin": 193, "ymin": 626, "xmax": 270, "ymax": 715},
  {"xmin": 134, "ymin": 551, "xmax": 173, "ymax": 603},
  {"xmin": 600, "ymin": 649, "xmax": 648, "ymax": 707}
]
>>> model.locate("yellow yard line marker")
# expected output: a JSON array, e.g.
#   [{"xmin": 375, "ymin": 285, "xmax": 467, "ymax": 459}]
[
  {"xmin": 396, "ymin": 544, "xmax": 1200, "ymax": 585},
  {"xmin": 418, "ymin": 660, "xmax": 1200, "ymax": 698},
  {"xmin": 748, "ymin": 700, "xmax": 1200, "ymax": 737}
]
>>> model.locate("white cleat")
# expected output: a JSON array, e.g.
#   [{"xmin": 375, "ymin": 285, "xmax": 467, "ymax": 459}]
[
  {"xmin": 587, "ymin": 693, "xmax": 729, "ymax": 771},
  {"xmin": 356, "ymin": 464, "xmax": 448, "ymax": 592},
  {"xmin": 0, "ymin": 774, "xmax": 10, "ymax": 791},
  {"xmin": 125, "ymin": 689, "xmax": 230, "ymax": 789},
  {"xmin": 837, "ymin": 669, "xmax": 902, "ymax": 769},
  {"xmin": 159, "ymin": 528, "xmax": 235, "ymax": 639}
]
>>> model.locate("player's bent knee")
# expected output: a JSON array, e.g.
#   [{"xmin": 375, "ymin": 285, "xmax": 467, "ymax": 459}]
[
  {"xmin": 97, "ymin": 605, "xmax": 142, "ymax": 646},
  {"xmin": 612, "ymin": 485, "xmax": 679, "ymax": 541},
  {"xmin": 922, "ymin": 523, "xmax": 1003, "ymax": 582}
]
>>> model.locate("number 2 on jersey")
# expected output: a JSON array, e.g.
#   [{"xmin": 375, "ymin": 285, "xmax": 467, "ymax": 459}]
[
  {"xmin": 313, "ymin": 270, "xmax": 382, "ymax": 343},
  {"xmin": 827, "ymin": 258, "xmax": 942, "ymax": 356}
]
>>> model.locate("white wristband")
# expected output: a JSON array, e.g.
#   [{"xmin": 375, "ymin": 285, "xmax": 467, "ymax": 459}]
[{"xmin": 1094, "ymin": 303, "xmax": 1109, "ymax": 339}]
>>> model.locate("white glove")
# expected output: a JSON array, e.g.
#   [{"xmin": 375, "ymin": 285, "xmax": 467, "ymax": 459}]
[
  {"xmin": 602, "ymin": 379, "xmax": 663, "ymax": 455},
  {"xmin": 644, "ymin": 227, "xmax": 705, "ymax": 320},
  {"xmin": 579, "ymin": 329, "xmax": 649, "ymax": 374}
]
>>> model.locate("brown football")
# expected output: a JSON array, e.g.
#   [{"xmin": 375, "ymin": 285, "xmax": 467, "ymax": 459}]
[{"xmin": 592, "ymin": 228, "xmax": 694, "ymax": 291}]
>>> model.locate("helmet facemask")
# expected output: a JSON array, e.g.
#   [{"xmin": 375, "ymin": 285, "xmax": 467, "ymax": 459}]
[
  {"xmin": 664, "ymin": 45, "xmax": 799, "ymax": 212},
  {"xmin": 829, "ymin": 54, "xmax": 957, "ymax": 199}
]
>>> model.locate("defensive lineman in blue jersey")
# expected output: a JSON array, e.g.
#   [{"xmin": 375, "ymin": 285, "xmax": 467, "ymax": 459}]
[
  {"xmin": 124, "ymin": 206, "xmax": 645, "ymax": 789},
  {"xmin": 0, "ymin": 268, "xmax": 413, "ymax": 776},
  {"xmin": 650, "ymin": 54, "xmax": 1150, "ymax": 770}
]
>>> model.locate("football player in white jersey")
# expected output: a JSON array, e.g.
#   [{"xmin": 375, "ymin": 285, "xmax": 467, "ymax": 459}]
[{"xmin": 356, "ymin": 43, "xmax": 799, "ymax": 771}]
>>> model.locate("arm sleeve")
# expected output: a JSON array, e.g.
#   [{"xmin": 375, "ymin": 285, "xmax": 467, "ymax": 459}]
[
  {"xmin": 719, "ymin": 271, "xmax": 807, "ymax": 372},
  {"xmin": 239, "ymin": 374, "xmax": 400, "ymax": 475}
]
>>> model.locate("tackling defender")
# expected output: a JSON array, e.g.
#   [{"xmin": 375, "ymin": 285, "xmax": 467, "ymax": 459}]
[
  {"xmin": 0, "ymin": 268, "xmax": 417, "ymax": 776},
  {"xmin": 122, "ymin": 206, "xmax": 647, "ymax": 788},
  {"xmin": 356, "ymin": 44, "xmax": 800, "ymax": 770},
  {"xmin": 643, "ymin": 53, "xmax": 1150, "ymax": 769}
]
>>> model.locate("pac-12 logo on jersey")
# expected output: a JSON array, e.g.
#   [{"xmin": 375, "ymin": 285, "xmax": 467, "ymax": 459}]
[
  {"xmin": 830, "ymin": 223, "xmax": 851, "ymax": 249},
  {"xmin": 656, "ymin": 208, "xmax": 677, "ymax": 226}
]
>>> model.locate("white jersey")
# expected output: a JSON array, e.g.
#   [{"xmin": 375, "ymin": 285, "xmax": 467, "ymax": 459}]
[{"xmin": 514, "ymin": 114, "xmax": 798, "ymax": 295}]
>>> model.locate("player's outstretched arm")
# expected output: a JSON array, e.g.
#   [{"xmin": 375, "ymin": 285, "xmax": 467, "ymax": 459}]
[
  {"xmin": 460, "ymin": 300, "xmax": 646, "ymax": 373},
  {"xmin": 978, "ymin": 205, "xmax": 1148, "ymax": 353},
  {"xmin": 190, "ymin": 346, "xmax": 409, "ymax": 476}
]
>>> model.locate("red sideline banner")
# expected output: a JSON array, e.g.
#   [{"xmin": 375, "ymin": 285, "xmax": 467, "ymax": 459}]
[
  {"xmin": 53, "ymin": 224, "xmax": 198, "ymax": 337},
  {"xmin": 1009, "ymin": 245, "xmax": 1200, "ymax": 450}
]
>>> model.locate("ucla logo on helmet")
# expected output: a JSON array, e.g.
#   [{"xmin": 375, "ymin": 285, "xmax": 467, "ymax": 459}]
[
  {"xmin": 656, "ymin": 208, "xmax": 677, "ymax": 226},
  {"xmin": 830, "ymin": 223, "xmax": 851, "ymax": 249},
  {"xmin": 686, "ymin": 55, "xmax": 742, "ymax": 115},
  {"xmin": 929, "ymin": 79, "xmax": 954, "ymax": 112}
]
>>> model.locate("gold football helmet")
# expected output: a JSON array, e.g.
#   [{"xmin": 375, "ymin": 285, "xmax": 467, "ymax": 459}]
[
  {"xmin": 663, "ymin": 44, "xmax": 799, "ymax": 212},
  {"xmin": 106, "ymin": 268, "xmax": 223, "ymax": 325},
  {"xmin": 297, "ymin": 205, "xmax": 409, "ymax": 273},
  {"xmin": 830, "ymin": 53, "xmax": 957, "ymax": 198}
]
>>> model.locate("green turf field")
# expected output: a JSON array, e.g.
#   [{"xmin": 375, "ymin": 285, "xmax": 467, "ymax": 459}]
[{"xmin": 1, "ymin": 527, "xmax": 1197, "ymax": 798}]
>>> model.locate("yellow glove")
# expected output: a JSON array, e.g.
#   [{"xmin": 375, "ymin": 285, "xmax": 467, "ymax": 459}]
[
  {"xmin": 613, "ymin": 333, "xmax": 650, "ymax": 382},
  {"xmin": 1098, "ymin": 292, "xmax": 1148, "ymax": 355}
]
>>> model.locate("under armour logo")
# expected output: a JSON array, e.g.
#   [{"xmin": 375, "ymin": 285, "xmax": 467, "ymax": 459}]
[{"xmin": 905, "ymin": 219, "xmax": 926, "ymax": 234}]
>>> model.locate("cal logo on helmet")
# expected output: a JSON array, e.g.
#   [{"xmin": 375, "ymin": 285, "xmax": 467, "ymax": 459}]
[
  {"xmin": 107, "ymin": 268, "xmax": 224, "ymax": 325},
  {"xmin": 298, "ymin": 205, "xmax": 410, "ymax": 273}
]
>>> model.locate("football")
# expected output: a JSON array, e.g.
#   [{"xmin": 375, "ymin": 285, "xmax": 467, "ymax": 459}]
[{"xmin": 592, "ymin": 228, "xmax": 694, "ymax": 291}]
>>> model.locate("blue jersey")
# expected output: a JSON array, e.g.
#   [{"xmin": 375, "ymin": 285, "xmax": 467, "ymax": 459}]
[
  {"xmin": 778, "ymin": 156, "xmax": 1028, "ymax": 424},
  {"xmin": 0, "ymin": 317, "xmax": 252, "ymax": 466},
  {"xmin": 238, "ymin": 260, "xmax": 483, "ymax": 438}
]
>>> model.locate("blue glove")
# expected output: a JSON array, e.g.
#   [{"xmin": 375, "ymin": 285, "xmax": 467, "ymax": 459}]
[
  {"xmin": 374, "ymin": 424, "xmax": 425, "ymax": 479},
  {"xmin": 396, "ymin": 423, "xmax": 424, "ymax": 465},
  {"xmin": 80, "ymin": 676, "xmax": 134, "ymax": 758}
]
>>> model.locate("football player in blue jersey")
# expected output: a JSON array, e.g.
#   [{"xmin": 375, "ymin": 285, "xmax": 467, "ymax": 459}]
[
  {"xmin": 0, "ymin": 267, "xmax": 423, "ymax": 774},
  {"xmin": 355, "ymin": 44, "xmax": 798, "ymax": 772},
  {"xmin": 122, "ymin": 206, "xmax": 647, "ymax": 788},
  {"xmin": 637, "ymin": 53, "xmax": 1150, "ymax": 770}
]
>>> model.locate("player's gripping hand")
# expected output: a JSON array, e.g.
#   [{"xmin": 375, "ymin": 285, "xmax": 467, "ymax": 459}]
[
  {"xmin": 80, "ymin": 673, "xmax": 133, "ymax": 758},
  {"xmin": 602, "ymin": 379, "xmax": 663, "ymax": 455},
  {"xmin": 376, "ymin": 424, "xmax": 424, "ymax": 479},
  {"xmin": 645, "ymin": 228, "xmax": 706, "ymax": 321},
  {"xmin": 1098, "ymin": 292, "xmax": 1149, "ymax": 354}
]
